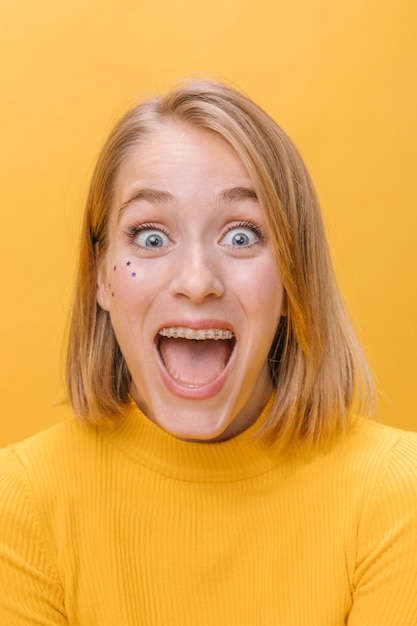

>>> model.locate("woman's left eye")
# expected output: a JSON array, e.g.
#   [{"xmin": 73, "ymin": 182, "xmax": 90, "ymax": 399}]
[{"xmin": 221, "ymin": 225, "xmax": 262, "ymax": 247}]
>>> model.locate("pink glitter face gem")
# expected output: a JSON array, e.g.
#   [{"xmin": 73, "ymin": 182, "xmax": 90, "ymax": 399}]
[{"xmin": 131, "ymin": 272, "xmax": 136, "ymax": 277}]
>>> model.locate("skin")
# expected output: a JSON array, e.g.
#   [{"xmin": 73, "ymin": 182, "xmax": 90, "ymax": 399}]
[{"xmin": 97, "ymin": 123, "xmax": 285, "ymax": 441}]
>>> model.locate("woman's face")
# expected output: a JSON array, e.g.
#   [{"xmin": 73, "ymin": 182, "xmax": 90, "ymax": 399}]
[{"xmin": 97, "ymin": 123, "xmax": 285, "ymax": 441}]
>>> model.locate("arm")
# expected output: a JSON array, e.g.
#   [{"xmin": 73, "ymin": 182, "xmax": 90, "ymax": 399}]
[
  {"xmin": 348, "ymin": 433, "xmax": 417, "ymax": 625},
  {"xmin": 0, "ymin": 448, "xmax": 67, "ymax": 625}
]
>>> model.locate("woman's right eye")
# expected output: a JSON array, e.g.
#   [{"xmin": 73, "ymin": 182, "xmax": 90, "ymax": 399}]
[
  {"xmin": 125, "ymin": 224, "xmax": 172, "ymax": 249},
  {"xmin": 136, "ymin": 229, "xmax": 170, "ymax": 248}
]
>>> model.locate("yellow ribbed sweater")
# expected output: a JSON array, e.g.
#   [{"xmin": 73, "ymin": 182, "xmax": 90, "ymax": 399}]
[{"xmin": 1, "ymin": 397, "xmax": 417, "ymax": 625}]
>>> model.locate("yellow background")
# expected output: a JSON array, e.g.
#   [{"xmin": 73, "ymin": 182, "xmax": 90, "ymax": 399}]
[{"xmin": 0, "ymin": 0, "xmax": 416, "ymax": 446}]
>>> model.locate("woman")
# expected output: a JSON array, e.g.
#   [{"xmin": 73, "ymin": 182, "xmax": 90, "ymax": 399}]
[{"xmin": 1, "ymin": 79, "xmax": 416, "ymax": 624}]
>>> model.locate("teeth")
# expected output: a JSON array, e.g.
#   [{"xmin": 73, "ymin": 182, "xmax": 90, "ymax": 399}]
[{"xmin": 159, "ymin": 327, "xmax": 234, "ymax": 340}]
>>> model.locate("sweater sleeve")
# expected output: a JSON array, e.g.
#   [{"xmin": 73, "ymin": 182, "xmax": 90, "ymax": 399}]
[
  {"xmin": 347, "ymin": 432, "xmax": 417, "ymax": 625},
  {"xmin": 0, "ymin": 447, "xmax": 67, "ymax": 625}
]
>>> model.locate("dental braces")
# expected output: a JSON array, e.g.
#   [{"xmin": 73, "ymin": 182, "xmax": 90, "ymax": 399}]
[{"xmin": 159, "ymin": 327, "xmax": 234, "ymax": 340}]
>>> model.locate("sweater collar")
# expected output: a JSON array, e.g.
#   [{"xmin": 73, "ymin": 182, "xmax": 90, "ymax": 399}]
[{"xmin": 104, "ymin": 394, "xmax": 282, "ymax": 482}]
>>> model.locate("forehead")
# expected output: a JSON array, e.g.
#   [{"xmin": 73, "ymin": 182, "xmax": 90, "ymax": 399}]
[{"xmin": 115, "ymin": 122, "xmax": 253, "ymax": 192}]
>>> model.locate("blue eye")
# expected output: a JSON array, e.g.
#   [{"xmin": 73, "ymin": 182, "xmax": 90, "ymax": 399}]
[
  {"xmin": 221, "ymin": 226, "xmax": 260, "ymax": 247},
  {"xmin": 135, "ymin": 228, "xmax": 171, "ymax": 248}
]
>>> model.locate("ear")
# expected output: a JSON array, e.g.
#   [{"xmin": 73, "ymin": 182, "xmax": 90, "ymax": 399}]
[{"xmin": 95, "ymin": 243, "xmax": 111, "ymax": 312}]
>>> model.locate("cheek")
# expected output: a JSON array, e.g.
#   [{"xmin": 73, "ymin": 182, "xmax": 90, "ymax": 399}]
[
  {"xmin": 107, "ymin": 259, "xmax": 149, "ymax": 303},
  {"xmin": 238, "ymin": 261, "xmax": 284, "ymax": 321},
  {"xmin": 105, "ymin": 259, "xmax": 156, "ymax": 342}
]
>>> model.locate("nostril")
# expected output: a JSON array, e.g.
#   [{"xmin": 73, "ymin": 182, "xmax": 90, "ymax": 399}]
[{"xmin": 170, "ymin": 265, "xmax": 224, "ymax": 301}]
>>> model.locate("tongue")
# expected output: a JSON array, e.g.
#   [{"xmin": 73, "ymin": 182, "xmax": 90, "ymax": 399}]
[{"xmin": 158, "ymin": 337, "xmax": 231, "ymax": 386}]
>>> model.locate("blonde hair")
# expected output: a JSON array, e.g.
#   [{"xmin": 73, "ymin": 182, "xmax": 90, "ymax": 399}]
[{"xmin": 66, "ymin": 79, "xmax": 374, "ymax": 447}]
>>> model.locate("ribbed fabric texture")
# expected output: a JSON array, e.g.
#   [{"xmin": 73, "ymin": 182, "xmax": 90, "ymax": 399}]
[{"xmin": 1, "ymin": 397, "xmax": 417, "ymax": 625}]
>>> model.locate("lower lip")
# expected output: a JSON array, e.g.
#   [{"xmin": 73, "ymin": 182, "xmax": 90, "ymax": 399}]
[{"xmin": 154, "ymin": 342, "xmax": 237, "ymax": 400}]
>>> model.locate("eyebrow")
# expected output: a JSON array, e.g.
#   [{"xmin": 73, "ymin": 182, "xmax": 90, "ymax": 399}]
[
  {"xmin": 219, "ymin": 186, "xmax": 258, "ymax": 203},
  {"xmin": 119, "ymin": 188, "xmax": 174, "ymax": 213},
  {"xmin": 118, "ymin": 185, "xmax": 258, "ymax": 218}
]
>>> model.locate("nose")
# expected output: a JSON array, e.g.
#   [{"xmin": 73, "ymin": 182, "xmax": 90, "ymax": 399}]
[{"xmin": 169, "ymin": 244, "xmax": 224, "ymax": 303}]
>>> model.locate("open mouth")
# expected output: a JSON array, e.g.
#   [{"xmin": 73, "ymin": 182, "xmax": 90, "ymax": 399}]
[{"xmin": 156, "ymin": 326, "xmax": 236, "ymax": 388}]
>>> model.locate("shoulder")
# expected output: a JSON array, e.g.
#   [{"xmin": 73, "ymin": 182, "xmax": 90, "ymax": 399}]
[
  {"xmin": 306, "ymin": 418, "xmax": 417, "ymax": 520},
  {"xmin": 2, "ymin": 417, "xmax": 94, "ymax": 456},
  {"xmin": 332, "ymin": 418, "xmax": 417, "ymax": 553},
  {"xmin": 331, "ymin": 417, "xmax": 417, "ymax": 480},
  {"xmin": 353, "ymin": 417, "xmax": 417, "ymax": 497},
  {"xmin": 0, "ymin": 418, "xmax": 102, "ymax": 500}
]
